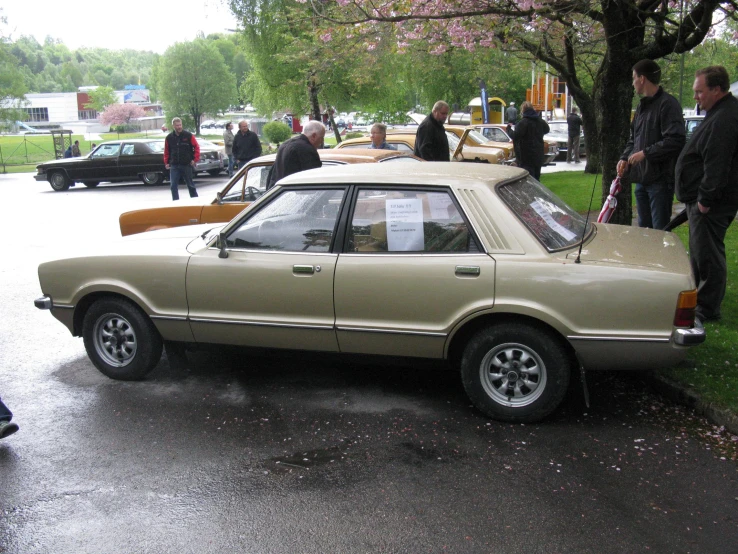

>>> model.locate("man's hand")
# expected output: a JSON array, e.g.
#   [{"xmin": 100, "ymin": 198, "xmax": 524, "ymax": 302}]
[
  {"xmin": 616, "ymin": 159, "xmax": 629, "ymax": 177},
  {"xmin": 698, "ymin": 202, "xmax": 711, "ymax": 214},
  {"xmin": 190, "ymin": 160, "xmax": 195, "ymax": 166},
  {"xmin": 165, "ymin": 164, "xmax": 170, "ymax": 170},
  {"xmin": 627, "ymin": 150, "xmax": 646, "ymax": 166}
]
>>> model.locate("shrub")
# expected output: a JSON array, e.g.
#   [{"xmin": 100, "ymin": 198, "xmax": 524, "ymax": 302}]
[
  {"xmin": 344, "ymin": 132, "xmax": 365, "ymax": 140},
  {"xmin": 262, "ymin": 121, "xmax": 293, "ymax": 145}
]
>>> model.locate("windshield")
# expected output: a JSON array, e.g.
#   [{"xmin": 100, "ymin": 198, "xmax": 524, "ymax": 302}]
[
  {"xmin": 445, "ymin": 132, "xmax": 460, "ymax": 149},
  {"xmin": 547, "ymin": 122, "xmax": 568, "ymax": 134},
  {"xmin": 467, "ymin": 129, "xmax": 493, "ymax": 144},
  {"xmin": 497, "ymin": 177, "xmax": 591, "ymax": 251}
]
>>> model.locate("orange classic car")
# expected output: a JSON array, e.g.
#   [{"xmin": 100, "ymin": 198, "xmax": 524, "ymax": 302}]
[{"xmin": 119, "ymin": 148, "xmax": 422, "ymax": 236}]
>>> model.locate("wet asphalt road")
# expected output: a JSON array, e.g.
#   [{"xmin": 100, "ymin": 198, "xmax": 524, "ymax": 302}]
[{"xmin": 1, "ymin": 172, "xmax": 737, "ymax": 553}]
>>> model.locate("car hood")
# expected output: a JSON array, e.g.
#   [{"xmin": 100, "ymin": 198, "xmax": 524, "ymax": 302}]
[
  {"xmin": 41, "ymin": 224, "xmax": 221, "ymax": 265},
  {"xmin": 568, "ymin": 224, "xmax": 691, "ymax": 273},
  {"xmin": 37, "ymin": 156, "xmax": 90, "ymax": 167}
]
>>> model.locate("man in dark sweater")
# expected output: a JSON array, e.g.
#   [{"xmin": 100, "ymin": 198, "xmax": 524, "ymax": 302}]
[
  {"xmin": 267, "ymin": 120, "xmax": 325, "ymax": 189},
  {"xmin": 507, "ymin": 101, "xmax": 550, "ymax": 180},
  {"xmin": 675, "ymin": 66, "xmax": 738, "ymax": 323},
  {"xmin": 414, "ymin": 101, "xmax": 450, "ymax": 162},
  {"xmin": 232, "ymin": 120, "xmax": 262, "ymax": 169},
  {"xmin": 164, "ymin": 117, "xmax": 200, "ymax": 201},
  {"xmin": 617, "ymin": 59, "xmax": 685, "ymax": 229}
]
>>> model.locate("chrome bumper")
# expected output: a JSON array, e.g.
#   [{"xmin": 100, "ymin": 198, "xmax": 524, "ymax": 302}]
[
  {"xmin": 673, "ymin": 320, "xmax": 706, "ymax": 346},
  {"xmin": 34, "ymin": 295, "xmax": 52, "ymax": 310}
]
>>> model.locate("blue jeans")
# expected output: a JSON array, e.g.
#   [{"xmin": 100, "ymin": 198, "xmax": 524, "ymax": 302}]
[
  {"xmin": 0, "ymin": 396, "xmax": 12, "ymax": 422},
  {"xmin": 634, "ymin": 182, "xmax": 673, "ymax": 229},
  {"xmin": 169, "ymin": 164, "xmax": 198, "ymax": 201},
  {"xmin": 226, "ymin": 154, "xmax": 235, "ymax": 177}
]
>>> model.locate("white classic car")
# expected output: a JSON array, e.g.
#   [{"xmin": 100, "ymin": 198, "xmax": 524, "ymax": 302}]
[{"xmin": 35, "ymin": 163, "xmax": 705, "ymax": 423}]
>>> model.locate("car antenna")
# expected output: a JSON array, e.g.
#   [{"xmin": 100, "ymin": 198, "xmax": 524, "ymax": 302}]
[{"xmin": 575, "ymin": 170, "xmax": 600, "ymax": 264}]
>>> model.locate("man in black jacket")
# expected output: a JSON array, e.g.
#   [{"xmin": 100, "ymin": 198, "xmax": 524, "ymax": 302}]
[
  {"xmin": 617, "ymin": 59, "xmax": 685, "ymax": 229},
  {"xmin": 232, "ymin": 120, "xmax": 262, "ymax": 169},
  {"xmin": 507, "ymin": 101, "xmax": 549, "ymax": 180},
  {"xmin": 675, "ymin": 66, "xmax": 738, "ymax": 323},
  {"xmin": 267, "ymin": 120, "xmax": 325, "ymax": 189},
  {"xmin": 414, "ymin": 101, "xmax": 450, "ymax": 161},
  {"xmin": 164, "ymin": 117, "xmax": 200, "ymax": 201}
]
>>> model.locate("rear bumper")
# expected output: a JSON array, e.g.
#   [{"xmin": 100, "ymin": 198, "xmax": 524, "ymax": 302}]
[{"xmin": 673, "ymin": 320, "xmax": 706, "ymax": 346}]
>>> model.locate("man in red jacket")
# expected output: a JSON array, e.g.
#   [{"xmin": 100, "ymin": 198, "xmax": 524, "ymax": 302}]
[{"xmin": 164, "ymin": 117, "xmax": 200, "ymax": 201}]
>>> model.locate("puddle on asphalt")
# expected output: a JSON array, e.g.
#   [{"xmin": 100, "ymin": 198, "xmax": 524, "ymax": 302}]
[{"xmin": 266, "ymin": 441, "xmax": 352, "ymax": 473}]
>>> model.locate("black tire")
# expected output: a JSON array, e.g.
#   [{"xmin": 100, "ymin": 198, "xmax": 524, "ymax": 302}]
[
  {"xmin": 142, "ymin": 172, "xmax": 164, "ymax": 185},
  {"xmin": 49, "ymin": 170, "xmax": 71, "ymax": 191},
  {"xmin": 83, "ymin": 181, "xmax": 99, "ymax": 188},
  {"xmin": 460, "ymin": 322, "xmax": 571, "ymax": 423},
  {"xmin": 207, "ymin": 169, "xmax": 222, "ymax": 176},
  {"xmin": 82, "ymin": 297, "xmax": 163, "ymax": 380}
]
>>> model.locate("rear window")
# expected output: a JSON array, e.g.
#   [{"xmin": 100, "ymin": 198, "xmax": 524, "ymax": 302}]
[{"xmin": 497, "ymin": 177, "xmax": 591, "ymax": 251}]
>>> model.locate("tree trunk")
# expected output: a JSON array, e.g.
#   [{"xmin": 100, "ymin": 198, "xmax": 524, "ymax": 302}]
[
  {"xmin": 592, "ymin": 53, "xmax": 636, "ymax": 225},
  {"xmin": 328, "ymin": 109, "xmax": 342, "ymax": 144},
  {"xmin": 308, "ymin": 75, "xmax": 321, "ymax": 122}
]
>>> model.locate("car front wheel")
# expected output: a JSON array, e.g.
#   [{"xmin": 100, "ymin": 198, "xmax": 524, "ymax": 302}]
[
  {"xmin": 49, "ymin": 171, "xmax": 71, "ymax": 191},
  {"xmin": 142, "ymin": 172, "xmax": 164, "ymax": 185},
  {"xmin": 460, "ymin": 322, "xmax": 571, "ymax": 423},
  {"xmin": 82, "ymin": 297, "xmax": 163, "ymax": 380}
]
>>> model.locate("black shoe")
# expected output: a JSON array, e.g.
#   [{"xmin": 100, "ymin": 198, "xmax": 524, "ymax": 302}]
[
  {"xmin": 0, "ymin": 420, "xmax": 19, "ymax": 439},
  {"xmin": 695, "ymin": 310, "xmax": 721, "ymax": 323}
]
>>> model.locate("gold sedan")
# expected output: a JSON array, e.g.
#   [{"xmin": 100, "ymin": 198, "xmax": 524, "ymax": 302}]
[{"xmin": 36, "ymin": 163, "xmax": 704, "ymax": 423}]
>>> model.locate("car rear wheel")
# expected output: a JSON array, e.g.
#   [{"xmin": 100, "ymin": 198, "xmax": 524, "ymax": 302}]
[
  {"xmin": 207, "ymin": 169, "xmax": 222, "ymax": 176},
  {"xmin": 460, "ymin": 322, "xmax": 571, "ymax": 423},
  {"xmin": 49, "ymin": 171, "xmax": 71, "ymax": 191},
  {"xmin": 83, "ymin": 181, "xmax": 99, "ymax": 188},
  {"xmin": 142, "ymin": 172, "xmax": 164, "ymax": 186},
  {"xmin": 82, "ymin": 297, "xmax": 163, "ymax": 380}
]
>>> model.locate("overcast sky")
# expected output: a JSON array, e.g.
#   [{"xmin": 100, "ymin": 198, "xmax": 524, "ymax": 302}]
[{"xmin": 2, "ymin": 1, "xmax": 240, "ymax": 54}]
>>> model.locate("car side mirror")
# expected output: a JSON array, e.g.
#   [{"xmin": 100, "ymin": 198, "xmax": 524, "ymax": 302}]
[
  {"xmin": 217, "ymin": 232, "xmax": 229, "ymax": 258},
  {"xmin": 216, "ymin": 191, "xmax": 223, "ymax": 205}
]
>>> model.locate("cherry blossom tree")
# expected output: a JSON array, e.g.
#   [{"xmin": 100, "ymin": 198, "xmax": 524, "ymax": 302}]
[
  {"xmin": 99, "ymin": 103, "xmax": 145, "ymax": 126},
  {"xmin": 312, "ymin": 0, "xmax": 737, "ymax": 224}
]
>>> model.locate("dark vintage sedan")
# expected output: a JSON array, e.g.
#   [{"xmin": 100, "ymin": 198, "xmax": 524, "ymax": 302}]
[{"xmin": 34, "ymin": 139, "xmax": 223, "ymax": 192}]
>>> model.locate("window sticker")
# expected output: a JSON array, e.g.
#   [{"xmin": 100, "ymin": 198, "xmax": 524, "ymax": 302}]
[
  {"xmin": 386, "ymin": 198, "xmax": 424, "ymax": 251},
  {"xmin": 529, "ymin": 200, "xmax": 577, "ymax": 241},
  {"xmin": 428, "ymin": 193, "xmax": 454, "ymax": 219}
]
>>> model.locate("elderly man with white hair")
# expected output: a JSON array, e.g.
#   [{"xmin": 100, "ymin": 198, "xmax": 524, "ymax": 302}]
[{"xmin": 268, "ymin": 120, "xmax": 325, "ymax": 189}]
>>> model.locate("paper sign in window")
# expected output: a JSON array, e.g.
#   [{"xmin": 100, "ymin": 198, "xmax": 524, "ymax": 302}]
[
  {"xmin": 530, "ymin": 200, "xmax": 577, "ymax": 241},
  {"xmin": 387, "ymin": 198, "xmax": 424, "ymax": 251}
]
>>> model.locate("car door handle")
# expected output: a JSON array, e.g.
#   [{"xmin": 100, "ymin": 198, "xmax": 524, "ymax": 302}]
[
  {"xmin": 455, "ymin": 265, "xmax": 480, "ymax": 276},
  {"xmin": 293, "ymin": 265, "xmax": 315, "ymax": 275}
]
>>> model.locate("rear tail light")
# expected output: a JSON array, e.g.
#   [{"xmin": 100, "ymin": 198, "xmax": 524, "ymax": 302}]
[{"xmin": 674, "ymin": 289, "xmax": 698, "ymax": 327}]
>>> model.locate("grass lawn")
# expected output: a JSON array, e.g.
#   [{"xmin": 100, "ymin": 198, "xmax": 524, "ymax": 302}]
[{"xmin": 541, "ymin": 171, "xmax": 738, "ymax": 415}]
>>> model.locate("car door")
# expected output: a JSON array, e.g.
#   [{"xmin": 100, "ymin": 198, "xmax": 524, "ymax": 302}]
[
  {"xmin": 80, "ymin": 142, "xmax": 121, "ymax": 181},
  {"xmin": 186, "ymin": 186, "xmax": 347, "ymax": 351},
  {"xmin": 334, "ymin": 187, "xmax": 496, "ymax": 359},
  {"xmin": 118, "ymin": 141, "xmax": 164, "ymax": 179},
  {"xmin": 199, "ymin": 163, "xmax": 271, "ymax": 224}
]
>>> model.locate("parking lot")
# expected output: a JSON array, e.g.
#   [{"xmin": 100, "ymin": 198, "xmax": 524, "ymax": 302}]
[{"xmin": 0, "ymin": 171, "xmax": 736, "ymax": 553}]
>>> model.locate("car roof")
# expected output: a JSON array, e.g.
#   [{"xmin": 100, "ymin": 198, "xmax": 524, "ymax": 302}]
[
  {"xmin": 277, "ymin": 159, "xmax": 526, "ymax": 187},
  {"xmin": 246, "ymin": 148, "xmax": 422, "ymax": 165}
]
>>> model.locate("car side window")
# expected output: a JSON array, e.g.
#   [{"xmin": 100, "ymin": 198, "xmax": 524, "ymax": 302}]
[
  {"xmin": 93, "ymin": 144, "xmax": 121, "ymax": 158},
  {"xmin": 348, "ymin": 189, "xmax": 477, "ymax": 253},
  {"xmin": 245, "ymin": 165, "xmax": 270, "ymax": 192},
  {"xmin": 121, "ymin": 144, "xmax": 135, "ymax": 156},
  {"xmin": 226, "ymin": 188, "xmax": 345, "ymax": 252},
  {"xmin": 388, "ymin": 142, "xmax": 413, "ymax": 153}
]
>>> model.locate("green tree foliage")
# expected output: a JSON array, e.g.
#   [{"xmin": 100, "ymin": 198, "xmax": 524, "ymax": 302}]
[
  {"xmin": 262, "ymin": 120, "xmax": 292, "ymax": 144},
  {"xmin": 157, "ymin": 39, "xmax": 237, "ymax": 135},
  {"xmin": 84, "ymin": 85, "xmax": 117, "ymax": 112},
  {"xmin": 8, "ymin": 35, "xmax": 158, "ymax": 93},
  {"xmin": 0, "ymin": 18, "xmax": 27, "ymax": 127}
]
